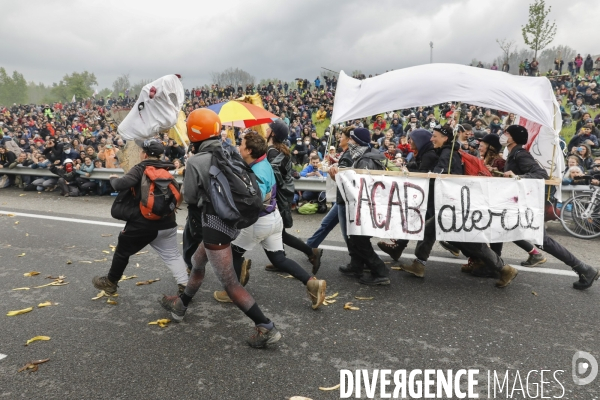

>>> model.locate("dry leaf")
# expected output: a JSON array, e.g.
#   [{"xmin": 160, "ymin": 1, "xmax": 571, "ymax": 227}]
[
  {"xmin": 79, "ymin": 261, "xmax": 92, "ymax": 264},
  {"xmin": 92, "ymin": 291, "xmax": 117, "ymax": 300},
  {"xmin": 391, "ymin": 266, "xmax": 403, "ymax": 270},
  {"xmin": 23, "ymin": 271, "xmax": 40, "ymax": 277},
  {"xmin": 319, "ymin": 384, "xmax": 341, "ymax": 391},
  {"xmin": 148, "ymin": 319, "xmax": 171, "ymax": 328},
  {"xmin": 37, "ymin": 301, "xmax": 56, "ymax": 308},
  {"xmin": 25, "ymin": 233, "xmax": 29, "ymax": 236},
  {"xmin": 46, "ymin": 275, "xmax": 65, "ymax": 280},
  {"xmin": 18, "ymin": 358, "xmax": 49, "ymax": 373},
  {"xmin": 7, "ymin": 213, "xmax": 15, "ymax": 217},
  {"xmin": 135, "ymin": 251, "xmax": 148, "ymax": 255},
  {"xmin": 93, "ymin": 258, "xmax": 107, "ymax": 262},
  {"xmin": 66, "ymin": 260, "xmax": 72, "ymax": 264},
  {"xmin": 25, "ymin": 336, "xmax": 51, "ymax": 346},
  {"xmin": 14, "ymin": 221, "xmax": 19, "ymax": 225},
  {"xmin": 106, "ymin": 299, "xmax": 118, "ymax": 305},
  {"xmin": 33, "ymin": 281, "xmax": 69, "ymax": 288},
  {"xmin": 101, "ymin": 234, "xmax": 112, "ymax": 237},
  {"xmin": 66, "ymin": 245, "xmax": 75, "ymax": 248},
  {"xmin": 102, "ymin": 250, "xmax": 110, "ymax": 254},
  {"xmin": 532, "ymin": 291, "xmax": 538, "ymax": 296},
  {"xmin": 355, "ymin": 296, "xmax": 374, "ymax": 300},
  {"xmin": 118, "ymin": 275, "xmax": 137, "ymax": 282},
  {"xmin": 343, "ymin": 302, "xmax": 360, "ymax": 311},
  {"xmin": 19, "ymin": 194, "xmax": 26, "ymax": 197},
  {"xmin": 290, "ymin": 397, "xmax": 313, "ymax": 400},
  {"xmin": 135, "ymin": 263, "xmax": 140, "ymax": 268},
  {"xmin": 17, "ymin": 253, "xmax": 26, "ymax": 257},
  {"xmin": 12, "ymin": 287, "xmax": 30, "ymax": 291},
  {"xmin": 7, "ymin": 307, "xmax": 33, "ymax": 316},
  {"xmin": 136, "ymin": 278, "xmax": 160, "ymax": 286},
  {"xmin": 322, "ymin": 299, "xmax": 337, "ymax": 306},
  {"xmin": 276, "ymin": 273, "xmax": 295, "ymax": 279},
  {"xmin": 325, "ymin": 292, "xmax": 339, "ymax": 300}
]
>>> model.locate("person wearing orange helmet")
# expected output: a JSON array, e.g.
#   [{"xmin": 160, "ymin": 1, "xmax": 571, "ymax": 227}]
[{"xmin": 159, "ymin": 108, "xmax": 281, "ymax": 348}]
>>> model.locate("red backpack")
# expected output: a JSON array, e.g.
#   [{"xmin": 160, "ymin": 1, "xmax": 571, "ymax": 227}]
[
  {"xmin": 459, "ymin": 150, "xmax": 492, "ymax": 177},
  {"xmin": 139, "ymin": 166, "xmax": 182, "ymax": 220}
]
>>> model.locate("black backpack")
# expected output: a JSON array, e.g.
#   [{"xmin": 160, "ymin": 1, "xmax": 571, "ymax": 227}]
[
  {"xmin": 354, "ymin": 150, "xmax": 389, "ymax": 171},
  {"xmin": 204, "ymin": 145, "xmax": 263, "ymax": 230}
]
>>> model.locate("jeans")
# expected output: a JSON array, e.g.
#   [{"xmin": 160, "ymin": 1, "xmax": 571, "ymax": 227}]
[
  {"xmin": 306, "ymin": 203, "xmax": 339, "ymax": 248},
  {"xmin": 337, "ymin": 203, "xmax": 348, "ymax": 245},
  {"xmin": 537, "ymin": 232, "xmax": 580, "ymax": 267}
]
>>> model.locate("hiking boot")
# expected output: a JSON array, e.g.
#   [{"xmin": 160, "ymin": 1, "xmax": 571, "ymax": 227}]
[
  {"xmin": 495, "ymin": 265, "xmax": 519, "ymax": 288},
  {"xmin": 247, "ymin": 325, "xmax": 282, "ymax": 348},
  {"xmin": 461, "ymin": 258, "xmax": 477, "ymax": 273},
  {"xmin": 470, "ymin": 259, "xmax": 500, "ymax": 279},
  {"xmin": 359, "ymin": 274, "xmax": 391, "ymax": 286},
  {"xmin": 159, "ymin": 295, "xmax": 187, "ymax": 322},
  {"xmin": 177, "ymin": 284, "xmax": 186, "ymax": 296},
  {"xmin": 339, "ymin": 264, "xmax": 363, "ymax": 278},
  {"xmin": 572, "ymin": 263, "xmax": 600, "ymax": 290},
  {"xmin": 264, "ymin": 264, "xmax": 282, "ymax": 272},
  {"xmin": 240, "ymin": 258, "xmax": 252, "ymax": 287},
  {"xmin": 306, "ymin": 278, "xmax": 326, "ymax": 309},
  {"xmin": 377, "ymin": 241, "xmax": 404, "ymax": 261},
  {"xmin": 399, "ymin": 259, "xmax": 425, "ymax": 278},
  {"xmin": 439, "ymin": 241, "xmax": 461, "ymax": 257},
  {"xmin": 520, "ymin": 253, "xmax": 547, "ymax": 267},
  {"xmin": 92, "ymin": 276, "xmax": 118, "ymax": 295},
  {"xmin": 308, "ymin": 248, "xmax": 323, "ymax": 275},
  {"xmin": 213, "ymin": 290, "xmax": 232, "ymax": 303}
]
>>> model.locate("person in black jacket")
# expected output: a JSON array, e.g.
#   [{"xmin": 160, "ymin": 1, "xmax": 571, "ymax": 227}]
[
  {"xmin": 165, "ymin": 139, "xmax": 185, "ymax": 161},
  {"xmin": 92, "ymin": 140, "xmax": 189, "ymax": 297},
  {"xmin": 50, "ymin": 158, "xmax": 80, "ymax": 197},
  {"xmin": 330, "ymin": 127, "xmax": 391, "ymax": 285},
  {"xmin": 501, "ymin": 125, "xmax": 599, "ymax": 290}
]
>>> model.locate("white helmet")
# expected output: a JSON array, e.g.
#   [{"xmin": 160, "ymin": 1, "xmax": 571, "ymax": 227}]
[{"xmin": 63, "ymin": 158, "xmax": 73, "ymax": 165}]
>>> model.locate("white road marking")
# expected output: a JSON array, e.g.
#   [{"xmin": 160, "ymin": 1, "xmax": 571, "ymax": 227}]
[{"xmin": 2, "ymin": 210, "xmax": 578, "ymax": 277}]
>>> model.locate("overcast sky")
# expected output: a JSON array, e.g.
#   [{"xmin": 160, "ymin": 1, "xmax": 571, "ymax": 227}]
[{"xmin": 1, "ymin": 0, "xmax": 598, "ymax": 89}]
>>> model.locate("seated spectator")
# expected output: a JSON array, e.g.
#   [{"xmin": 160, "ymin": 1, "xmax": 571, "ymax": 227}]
[
  {"xmin": 170, "ymin": 158, "xmax": 185, "ymax": 176},
  {"xmin": 575, "ymin": 113, "xmax": 592, "ymax": 131},
  {"xmin": 98, "ymin": 143, "xmax": 119, "ymax": 168},
  {"xmin": 75, "ymin": 156, "xmax": 97, "ymax": 195},
  {"xmin": 562, "ymin": 166, "xmax": 587, "ymax": 186},
  {"xmin": 383, "ymin": 143, "xmax": 397, "ymax": 160},
  {"xmin": 324, "ymin": 146, "xmax": 339, "ymax": 165},
  {"xmin": 570, "ymin": 98, "xmax": 587, "ymax": 121},
  {"xmin": 571, "ymin": 143, "xmax": 594, "ymax": 171},
  {"xmin": 568, "ymin": 125, "xmax": 599, "ymax": 152},
  {"xmin": 291, "ymin": 137, "xmax": 307, "ymax": 166},
  {"xmin": 166, "ymin": 139, "xmax": 185, "ymax": 161},
  {"xmin": 472, "ymin": 119, "xmax": 488, "ymax": 139},
  {"xmin": 396, "ymin": 135, "xmax": 413, "ymax": 161},
  {"xmin": 390, "ymin": 118, "xmax": 403, "ymax": 138},
  {"xmin": 404, "ymin": 113, "xmax": 421, "ymax": 135},
  {"xmin": 315, "ymin": 106, "xmax": 327, "ymax": 122},
  {"xmin": 296, "ymin": 154, "xmax": 326, "ymax": 205},
  {"xmin": 370, "ymin": 127, "xmax": 384, "ymax": 148},
  {"xmin": 377, "ymin": 130, "xmax": 395, "ymax": 148},
  {"xmin": 372, "ymin": 115, "xmax": 387, "ymax": 131},
  {"xmin": 489, "ymin": 116, "xmax": 502, "ymax": 134}
]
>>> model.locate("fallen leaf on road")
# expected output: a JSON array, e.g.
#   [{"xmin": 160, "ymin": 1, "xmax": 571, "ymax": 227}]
[
  {"xmin": 344, "ymin": 302, "xmax": 360, "ymax": 311},
  {"xmin": 102, "ymin": 250, "xmax": 110, "ymax": 254},
  {"xmin": 19, "ymin": 194, "xmax": 26, "ymax": 197},
  {"xmin": 25, "ymin": 336, "xmax": 51, "ymax": 346},
  {"xmin": 135, "ymin": 263, "xmax": 140, "ymax": 268},
  {"xmin": 290, "ymin": 397, "xmax": 313, "ymax": 400},
  {"xmin": 7, "ymin": 307, "xmax": 33, "ymax": 316},
  {"xmin": 276, "ymin": 274, "xmax": 295, "ymax": 279},
  {"xmin": 355, "ymin": 296, "xmax": 374, "ymax": 300},
  {"xmin": 101, "ymin": 234, "xmax": 112, "ymax": 237},
  {"xmin": 319, "ymin": 384, "xmax": 341, "ymax": 391},
  {"xmin": 325, "ymin": 292, "xmax": 339, "ymax": 300},
  {"xmin": 79, "ymin": 261, "xmax": 92, "ymax": 264},
  {"xmin": 38, "ymin": 302, "xmax": 56, "ymax": 308},
  {"xmin": 25, "ymin": 233, "xmax": 29, "ymax": 236},
  {"xmin": 0, "ymin": 354, "xmax": 6, "ymax": 361},
  {"xmin": 532, "ymin": 291, "xmax": 538, "ymax": 296},
  {"xmin": 7, "ymin": 213, "xmax": 15, "ymax": 217},
  {"xmin": 135, "ymin": 251, "xmax": 148, "ymax": 255},
  {"xmin": 136, "ymin": 279, "xmax": 160, "ymax": 286},
  {"xmin": 17, "ymin": 253, "xmax": 26, "ymax": 257},
  {"xmin": 106, "ymin": 299, "xmax": 118, "ymax": 305},
  {"xmin": 12, "ymin": 287, "xmax": 30, "ymax": 291},
  {"xmin": 94, "ymin": 258, "xmax": 107, "ymax": 262},
  {"xmin": 46, "ymin": 275, "xmax": 66, "ymax": 280},
  {"xmin": 23, "ymin": 271, "xmax": 40, "ymax": 277},
  {"xmin": 91, "ymin": 290, "xmax": 118, "ymax": 300},
  {"xmin": 18, "ymin": 358, "xmax": 50, "ymax": 373},
  {"xmin": 14, "ymin": 221, "xmax": 19, "ymax": 225},
  {"xmin": 119, "ymin": 275, "xmax": 137, "ymax": 282},
  {"xmin": 34, "ymin": 281, "xmax": 69, "ymax": 288},
  {"xmin": 322, "ymin": 299, "xmax": 337, "ymax": 305},
  {"xmin": 66, "ymin": 260, "xmax": 72, "ymax": 264},
  {"xmin": 391, "ymin": 266, "xmax": 402, "ymax": 270},
  {"xmin": 148, "ymin": 319, "xmax": 171, "ymax": 328}
]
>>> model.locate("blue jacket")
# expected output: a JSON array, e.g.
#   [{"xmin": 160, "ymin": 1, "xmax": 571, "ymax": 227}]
[{"xmin": 300, "ymin": 164, "xmax": 327, "ymax": 178}]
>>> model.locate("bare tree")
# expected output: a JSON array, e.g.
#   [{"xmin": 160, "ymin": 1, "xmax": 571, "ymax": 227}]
[
  {"xmin": 112, "ymin": 73, "xmax": 131, "ymax": 96},
  {"xmin": 521, "ymin": 0, "xmax": 557, "ymax": 60},
  {"xmin": 210, "ymin": 68, "xmax": 255, "ymax": 88},
  {"xmin": 496, "ymin": 38, "xmax": 515, "ymax": 65}
]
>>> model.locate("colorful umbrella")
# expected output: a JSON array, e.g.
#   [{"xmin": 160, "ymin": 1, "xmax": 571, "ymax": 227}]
[{"xmin": 207, "ymin": 100, "xmax": 279, "ymax": 128}]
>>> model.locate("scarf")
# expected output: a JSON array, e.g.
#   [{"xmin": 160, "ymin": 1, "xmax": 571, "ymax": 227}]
[{"xmin": 348, "ymin": 143, "xmax": 368, "ymax": 160}]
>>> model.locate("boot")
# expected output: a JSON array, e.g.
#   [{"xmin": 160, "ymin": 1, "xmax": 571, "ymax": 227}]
[
  {"xmin": 572, "ymin": 263, "xmax": 600, "ymax": 290},
  {"xmin": 308, "ymin": 248, "xmax": 323, "ymax": 275},
  {"xmin": 520, "ymin": 253, "xmax": 547, "ymax": 267},
  {"xmin": 399, "ymin": 259, "xmax": 425, "ymax": 278},
  {"xmin": 495, "ymin": 265, "xmax": 519, "ymax": 288},
  {"xmin": 461, "ymin": 258, "xmax": 477, "ymax": 273},
  {"xmin": 377, "ymin": 241, "xmax": 404, "ymax": 261},
  {"xmin": 439, "ymin": 241, "xmax": 461, "ymax": 257},
  {"xmin": 470, "ymin": 259, "xmax": 500, "ymax": 279},
  {"xmin": 339, "ymin": 263, "xmax": 363, "ymax": 278},
  {"xmin": 359, "ymin": 274, "xmax": 391, "ymax": 286}
]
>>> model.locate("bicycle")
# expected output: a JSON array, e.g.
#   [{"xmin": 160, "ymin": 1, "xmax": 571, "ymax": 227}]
[{"xmin": 556, "ymin": 177, "xmax": 600, "ymax": 239}]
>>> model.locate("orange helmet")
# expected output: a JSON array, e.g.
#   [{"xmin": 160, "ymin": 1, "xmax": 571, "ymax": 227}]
[{"xmin": 186, "ymin": 108, "xmax": 221, "ymax": 142}]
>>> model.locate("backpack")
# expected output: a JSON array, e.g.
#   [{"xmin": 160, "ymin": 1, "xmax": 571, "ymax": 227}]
[
  {"xmin": 354, "ymin": 150, "xmax": 388, "ymax": 171},
  {"xmin": 268, "ymin": 148, "xmax": 295, "ymax": 228},
  {"xmin": 139, "ymin": 166, "xmax": 182, "ymax": 220},
  {"xmin": 298, "ymin": 202, "xmax": 318, "ymax": 215},
  {"xmin": 204, "ymin": 145, "xmax": 263, "ymax": 230},
  {"xmin": 459, "ymin": 150, "xmax": 492, "ymax": 176}
]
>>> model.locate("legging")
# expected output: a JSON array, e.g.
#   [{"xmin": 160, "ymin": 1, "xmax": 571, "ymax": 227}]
[
  {"xmin": 184, "ymin": 242, "xmax": 269, "ymax": 325},
  {"xmin": 232, "ymin": 244, "xmax": 311, "ymax": 285},
  {"xmin": 282, "ymin": 229, "xmax": 313, "ymax": 258},
  {"xmin": 490, "ymin": 240, "xmax": 534, "ymax": 257}
]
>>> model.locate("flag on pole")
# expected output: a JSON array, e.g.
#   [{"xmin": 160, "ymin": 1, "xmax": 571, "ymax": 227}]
[
  {"xmin": 71, "ymin": 94, "xmax": 76, "ymax": 103},
  {"xmin": 92, "ymin": 89, "xmax": 98, "ymax": 98}
]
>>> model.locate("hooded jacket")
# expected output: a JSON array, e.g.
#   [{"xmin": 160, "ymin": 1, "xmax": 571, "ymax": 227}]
[
  {"xmin": 407, "ymin": 129, "xmax": 438, "ymax": 173},
  {"xmin": 504, "ymin": 145, "xmax": 549, "ymax": 180},
  {"xmin": 433, "ymin": 139, "xmax": 464, "ymax": 175}
]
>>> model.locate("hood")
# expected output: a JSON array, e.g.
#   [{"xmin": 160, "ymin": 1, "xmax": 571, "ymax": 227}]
[
  {"xmin": 409, "ymin": 129, "xmax": 432, "ymax": 152},
  {"xmin": 140, "ymin": 159, "xmax": 175, "ymax": 170}
]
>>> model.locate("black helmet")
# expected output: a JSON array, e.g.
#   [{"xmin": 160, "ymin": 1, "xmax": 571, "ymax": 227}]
[{"xmin": 269, "ymin": 119, "xmax": 289, "ymax": 143}]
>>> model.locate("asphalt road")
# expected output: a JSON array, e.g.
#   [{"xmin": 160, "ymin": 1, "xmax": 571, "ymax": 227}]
[{"xmin": 0, "ymin": 188, "xmax": 599, "ymax": 399}]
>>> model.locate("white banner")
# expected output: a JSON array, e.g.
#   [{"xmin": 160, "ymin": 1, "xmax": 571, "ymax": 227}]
[
  {"xmin": 337, "ymin": 170, "xmax": 429, "ymax": 240},
  {"xmin": 434, "ymin": 178, "xmax": 545, "ymax": 245}
]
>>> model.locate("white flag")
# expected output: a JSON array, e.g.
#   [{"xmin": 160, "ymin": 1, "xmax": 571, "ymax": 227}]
[
  {"xmin": 92, "ymin": 89, "xmax": 98, "ymax": 98},
  {"xmin": 71, "ymin": 94, "xmax": 76, "ymax": 103}
]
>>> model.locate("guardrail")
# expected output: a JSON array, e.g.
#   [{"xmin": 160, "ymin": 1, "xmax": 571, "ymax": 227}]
[{"xmin": 1, "ymin": 166, "xmax": 327, "ymax": 191}]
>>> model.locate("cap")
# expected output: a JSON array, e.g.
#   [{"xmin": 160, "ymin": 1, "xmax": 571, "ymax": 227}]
[{"xmin": 140, "ymin": 139, "xmax": 165, "ymax": 157}]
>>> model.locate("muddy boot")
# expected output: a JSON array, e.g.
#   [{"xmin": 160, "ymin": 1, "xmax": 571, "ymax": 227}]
[
  {"xmin": 572, "ymin": 263, "xmax": 600, "ymax": 290},
  {"xmin": 377, "ymin": 241, "xmax": 404, "ymax": 261},
  {"xmin": 398, "ymin": 259, "xmax": 425, "ymax": 278},
  {"xmin": 495, "ymin": 265, "xmax": 519, "ymax": 288}
]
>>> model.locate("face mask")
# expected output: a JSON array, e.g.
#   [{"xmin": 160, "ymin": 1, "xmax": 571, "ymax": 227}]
[
  {"xmin": 304, "ymin": 142, "xmax": 310, "ymax": 146},
  {"xmin": 64, "ymin": 149, "xmax": 71, "ymax": 154},
  {"xmin": 499, "ymin": 135, "xmax": 509, "ymax": 146},
  {"xmin": 65, "ymin": 164, "xmax": 73, "ymax": 172}
]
